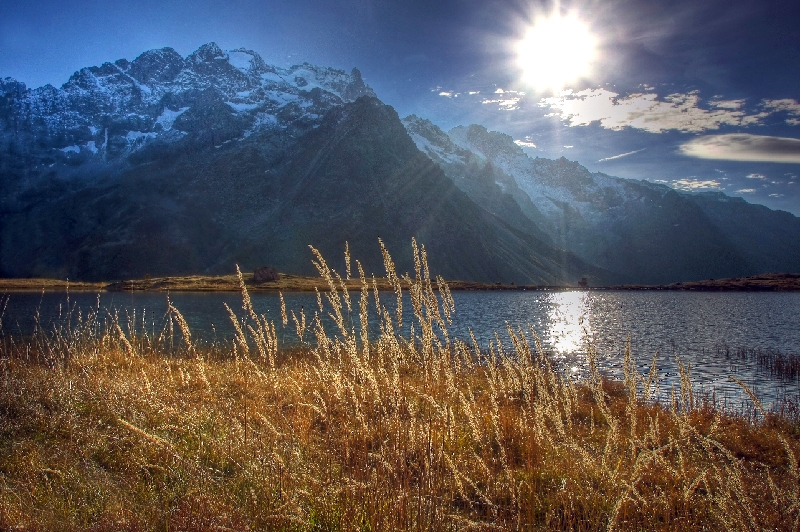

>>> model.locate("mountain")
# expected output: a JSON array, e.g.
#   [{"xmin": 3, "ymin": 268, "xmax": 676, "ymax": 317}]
[
  {"xmin": 4, "ymin": 43, "xmax": 796, "ymax": 285},
  {"xmin": 403, "ymin": 117, "xmax": 800, "ymax": 284},
  {"xmin": 0, "ymin": 44, "xmax": 598, "ymax": 284}
]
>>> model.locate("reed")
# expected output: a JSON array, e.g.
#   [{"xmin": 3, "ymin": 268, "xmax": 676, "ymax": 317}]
[
  {"xmin": 721, "ymin": 345, "xmax": 800, "ymax": 382},
  {"xmin": 1, "ymin": 242, "xmax": 799, "ymax": 531}
]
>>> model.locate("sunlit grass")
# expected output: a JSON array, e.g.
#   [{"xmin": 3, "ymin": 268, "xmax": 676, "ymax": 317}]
[{"xmin": 1, "ymin": 240, "xmax": 799, "ymax": 531}]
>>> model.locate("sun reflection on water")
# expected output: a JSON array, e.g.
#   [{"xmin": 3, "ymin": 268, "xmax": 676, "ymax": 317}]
[{"xmin": 545, "ymin": 291, "xmax": 592, "ymax": 356}]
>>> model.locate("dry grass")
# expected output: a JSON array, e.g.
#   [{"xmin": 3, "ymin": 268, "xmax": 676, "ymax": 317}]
[
  {"xmin": 0, "ymin": 278, "xmax": 106, "ymax": 292},
  {"xmin": 2, "ymin": 241, "xmax": 800, "ymax": 531},
  {"xmin": 0, "ymin": 273, "xmax": 526, "ymax": 294}
]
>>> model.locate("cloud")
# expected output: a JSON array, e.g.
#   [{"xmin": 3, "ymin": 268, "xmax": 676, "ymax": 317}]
[
  {"xmin": 671, "ymin": 179, "xmax": 722, "ymax": 191},
  {"xmin": 746, "ymin": 173, "xmax": 767, "ymax": 179},
  {"xmin": 539, "ymin": 89, "xmax": 768, "ymax": 133},
  {"xmin": 710, "ymin": 99, "xmax": 745, "ymax": 110},
  {"xmin": 514, "ymin": 137, "xmax": 537, "ymax": 149},
  {"xmin": 762, "ymin": 99, "xmax": 800, "ymax": 113},
  {"xmin": 762, "ymin": 99, "xmax": 800, "ymax": 126},
  {"xmin": 680, "ymin": 134, "xmax": 800, "ymax": 163},
  {"xmin": 482, "ymin": 88, "xmax": 525, "ymax": 110},
  {"xmin": 482, "ymin": 97, "xmax": 521, "ymax": 110},
  {"xmin": 598, "ymin": 148, "xmax": 645, "ymax": 162},
  {"xmin": 736, "ymin": 189, "xmax": 756, "ymax": 194}
]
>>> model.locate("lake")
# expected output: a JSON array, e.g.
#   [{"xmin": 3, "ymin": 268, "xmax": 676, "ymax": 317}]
[{"xmin": 2, "ymin": 289, "xmax": 799, "ymax": 408}]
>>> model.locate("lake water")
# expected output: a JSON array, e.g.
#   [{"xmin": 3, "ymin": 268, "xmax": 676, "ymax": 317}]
[{"xmin": 3, "ymin": 289, "xmax": 799, "ymax": 408}]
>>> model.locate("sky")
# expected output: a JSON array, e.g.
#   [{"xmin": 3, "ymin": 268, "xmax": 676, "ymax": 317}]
[{"xmin": 2, "ymin": 0, "xmax": 800, "ymax": 214}]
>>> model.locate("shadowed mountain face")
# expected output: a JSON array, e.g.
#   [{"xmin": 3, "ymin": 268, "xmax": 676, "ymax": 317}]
[
  {"xmin": 403, "ymin": 117, "xmax": 800, "ymax": 285},
  {"xmin": 0, "ymin": 44, "xmax": 599, "ymax": 284},
  {"xmin": 3, "ymin": 43, "xmax": 796, "ymax": 285}
]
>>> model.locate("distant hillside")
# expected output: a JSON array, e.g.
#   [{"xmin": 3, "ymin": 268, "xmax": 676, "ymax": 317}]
[
  {"xmin": 403, "ymin": 116, "xmax": 800, "ymax": 285},
  {"xmin": 0, "ymin": 44, "xmax": 598, "ymax": 285},
  {"xmin": 3, "ymin": 42, "xmax": 798, "ymax": 285}
]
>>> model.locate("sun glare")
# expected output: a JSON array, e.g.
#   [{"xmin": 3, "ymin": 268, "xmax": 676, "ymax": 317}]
[{"xmin": 516, "ymin": 13, "xmax": 596, "ymax": 93}]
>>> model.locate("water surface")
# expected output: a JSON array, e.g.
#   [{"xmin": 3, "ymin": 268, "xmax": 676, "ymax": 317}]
[{"xmin": 3, "ymin": 289, "xmax": 799, "ymax": 407}]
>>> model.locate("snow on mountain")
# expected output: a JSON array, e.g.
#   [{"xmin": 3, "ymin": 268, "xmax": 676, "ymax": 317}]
[
  {"xmin": 402, "ymin": 116, "xmax": 800, "ymax": 284},
  {"xmin": 403, "ymin": 114, "xmax": 469, "ymax": 166},
  {"xmin": 445, "ymin": 124, "xmax": 644, "ymax": 226},
  {"xmin": 1, "ymin": 43, "xmax": 375, "ymax": 163}
]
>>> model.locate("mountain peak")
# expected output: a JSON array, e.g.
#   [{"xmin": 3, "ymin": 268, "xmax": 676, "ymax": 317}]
[
  {"xmin": 448, "ymin": 124, "xmax": 525, "ymax": 161},
  {"xmin": 0, "ymin": 77, "xmax": 26, "ymax": 96},
  {"xmin": 188, "ymin": 42, "xmax": 226, "ymax": 64},
  {"xmin": 129, "ymin": 47, "xmax": 185, "ymax": 84},
  {"xmin": 226, "ymin": 48, "xmax": 267, "ymax": 73}
]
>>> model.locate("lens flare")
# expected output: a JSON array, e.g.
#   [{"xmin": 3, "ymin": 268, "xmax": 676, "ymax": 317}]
[{"xmin": 516, "ymin": 13, "xmax": 597, "ymax": 93}]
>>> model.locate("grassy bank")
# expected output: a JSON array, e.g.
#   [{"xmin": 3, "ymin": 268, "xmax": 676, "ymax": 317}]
[
  {"xmin": 0, "ymin": 273, "xmax": 513, "ymax": 293},
  {"xmin": 2, "ymin": 271, "xmax": 799, "ymax": 294},
  {"xmin": 2, "ymin": 241, "xmax": 800, "ymax": 531}
]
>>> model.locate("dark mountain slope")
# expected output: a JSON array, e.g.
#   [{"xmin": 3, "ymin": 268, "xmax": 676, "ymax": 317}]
[
  {"xmin": 264, "ymin": 97, "xmax": 601, "ymax": 283},
  {"xmin": 404, "ymin": 119, "xmax": 774, "ymax": 284},
  {"xmin": 1, "ymin": 94, "xmax": 603, "ymax": 284},
  {"xmin": 685, "ymin": 192, "xmax": 800, "ymax": 275}
]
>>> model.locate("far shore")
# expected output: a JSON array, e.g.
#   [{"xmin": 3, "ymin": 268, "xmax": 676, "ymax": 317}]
[{"xmin": 1, "ymin": 272, "xmax": 799, "ymax": 293}]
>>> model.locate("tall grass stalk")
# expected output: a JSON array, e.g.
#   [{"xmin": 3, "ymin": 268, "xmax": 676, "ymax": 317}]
[{"xmin": 1, "ymin": 242, "xmax": 800, "ymax": 531}]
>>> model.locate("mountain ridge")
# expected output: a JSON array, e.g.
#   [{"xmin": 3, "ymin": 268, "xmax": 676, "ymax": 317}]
[
  {"xmin": 402, "ymin": 115, "xmax": 800, "ymax": 284},
  {"xmin": 0, "ymin": 44, "xmax": 600, "ymax": 284},
  {"xmin": 2, "ymin": 43, "xmax": 798, "ymax": 284}
]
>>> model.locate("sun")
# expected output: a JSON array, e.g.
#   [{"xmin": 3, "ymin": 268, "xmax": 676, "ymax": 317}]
[{"xmin": 516, "ymin": 12, "xmax": 597, "ymax": 93}]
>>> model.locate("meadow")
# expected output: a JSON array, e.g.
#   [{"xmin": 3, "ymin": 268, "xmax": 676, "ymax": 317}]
[{"xmin": 2, "ymin": 241, "xmax": 799, "ymax": 531}]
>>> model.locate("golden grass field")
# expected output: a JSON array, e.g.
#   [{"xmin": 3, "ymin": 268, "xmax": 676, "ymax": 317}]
[
  {"xmin": 1, "ymin": 269, "xmax": 798, "ymax": 294},
  {"xmin": 0, "ymin": 273, "xmax": 512, "ymax": 293},
  {"xmin": 2, "ymin": 241, "xmax": 800, "ymax": 530}
]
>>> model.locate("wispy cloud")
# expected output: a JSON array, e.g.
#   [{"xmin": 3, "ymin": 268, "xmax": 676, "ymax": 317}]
[
  {"xmin": 710, "ymin": 99, "xmax": 745, "ymax": 110},
  {"xmin": 671, "ymin": 178, "xmax": 722, "ymax": 191},
  {"xmin": 538, "ymin": 89, "xmax": 768, "ymax": 133},
  {"xmin": 482, "ymin": 97, "xmax": 521, "ymax": 110},
  {"xmin": 736, "ymin": 188, "xmax": 756, "ymax": 194},
  {"xmin": 680, "ymin": 134, "xmax": 800, "ymax": 163},
  {"xmin": 482, "ymin": 88, "xmax": 524, "ymax": 111},
  {"xmin": 514, "ymin": 136, "xmax": 537, "ymax": 149},
  {"xmin": 598, "ymin": 148, "xmax": 645, "ymax": 162},
  {"xmin": 746, "ymin": 173, "xmax": 767, "ymax": 179},
  {"xmin": 762, "ymin": 99, "xmax": 800, "ymax": 125}
]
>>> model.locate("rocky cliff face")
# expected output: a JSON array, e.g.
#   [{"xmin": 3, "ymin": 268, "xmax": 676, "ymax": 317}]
[
  {"xmin": 403, "ymin": 116, "xmax": 800, "ymax": 284},
  {"xmin": 5, "ymin": 43, "xmax": 794, "ymax": 285},
  {"xmin": 0, "ymin": 44, "xmax": 598, "ymax": 284},
  {"xmin": 0, "ymin": 43, "xmax": 373, "ymax": 171}
]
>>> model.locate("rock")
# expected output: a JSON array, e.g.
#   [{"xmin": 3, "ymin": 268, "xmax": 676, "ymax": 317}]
[{"xmin": 254, "ymin": 266, "xmax": 279, "ymax": 283}]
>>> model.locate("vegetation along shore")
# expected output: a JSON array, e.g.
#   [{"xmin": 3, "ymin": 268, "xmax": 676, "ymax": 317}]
[
  {"xmin": 1, "ymin": 272, "xmax": 799, "ymax": 293},
  {"xmin": 2, "ymin": 242, "xmax": 800, "ymax": 530}
]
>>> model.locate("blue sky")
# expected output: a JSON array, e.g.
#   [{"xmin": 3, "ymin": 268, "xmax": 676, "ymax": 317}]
[{"xmin": 2, "ymin": 0, "xmax": 800, "ymax": 213}]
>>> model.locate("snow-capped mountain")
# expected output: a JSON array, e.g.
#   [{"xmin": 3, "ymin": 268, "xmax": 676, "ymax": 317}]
[
  {"xmin": 1, "ymin": 43, "xmax": 373, "ymax": 168},
  {"xmin": 0, "ymin": 44, "xmax": 597, "ymax": 284},
  {"xmin": 3, "ymin": 42, "xmax": 797, "ymax": 284},
  {"xmin": 403, "ymin": 116, "xmax": 800, "ymax": 284}
]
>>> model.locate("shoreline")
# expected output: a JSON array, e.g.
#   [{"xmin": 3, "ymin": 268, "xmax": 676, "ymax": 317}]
[{"xmin": 1, "ymin": 272, "xmax": 799, "ymax": 293}]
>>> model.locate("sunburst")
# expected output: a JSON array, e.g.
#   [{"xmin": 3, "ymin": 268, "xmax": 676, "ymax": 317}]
[{"xmin": 516, "ymin": 12, "xmax": 597, "ymax": 93}]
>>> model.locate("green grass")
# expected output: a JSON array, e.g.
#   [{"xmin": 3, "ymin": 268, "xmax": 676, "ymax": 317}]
[{"xmin": 1, "ymin": 240, "xmax": 799, "ymax": 531}]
